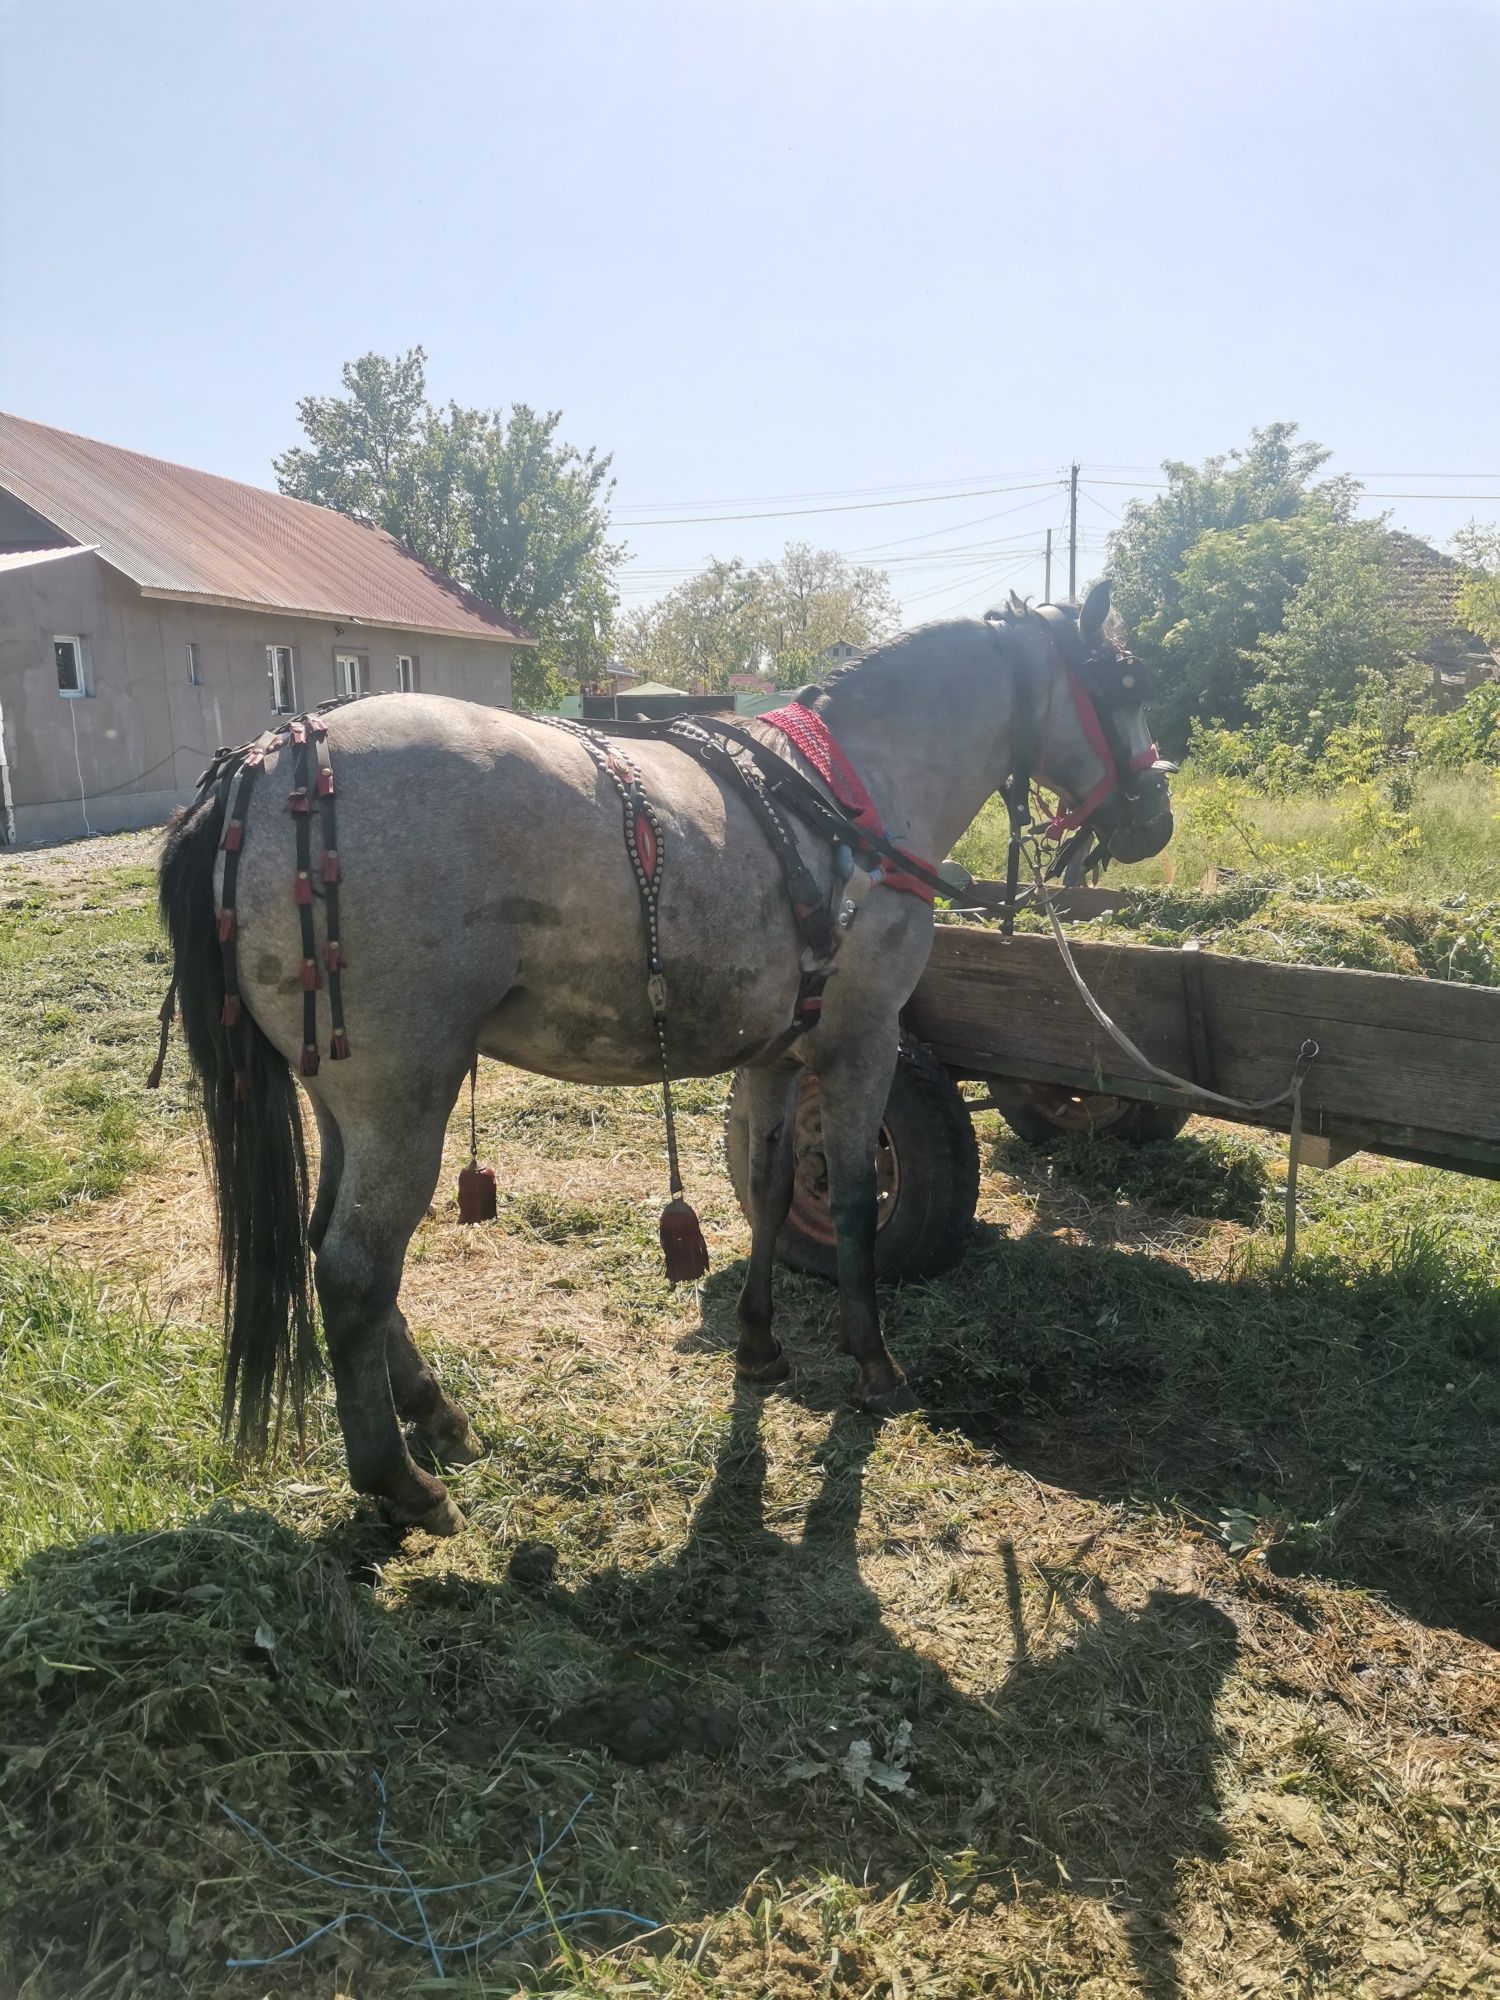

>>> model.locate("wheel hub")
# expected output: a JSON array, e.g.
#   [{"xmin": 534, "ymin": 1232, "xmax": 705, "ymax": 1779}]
[{"xmin": 786, "ymin": 1073, "xmax": 901, "ymax": 1246}]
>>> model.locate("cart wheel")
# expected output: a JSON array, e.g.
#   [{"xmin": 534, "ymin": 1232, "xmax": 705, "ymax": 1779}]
[
  {"xmin": 986, "ymin": 1077, "xmax": 1190, "ymax": 1147},
  {"xmin": 724, "ymin": 1039, "xmax": 979, "ymax": 1282}
]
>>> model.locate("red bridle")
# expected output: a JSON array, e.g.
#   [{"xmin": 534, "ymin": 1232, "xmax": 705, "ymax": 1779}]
[{"xmin": 1035, "ymin": 662, "xmax": 1161, "ymax": 836}]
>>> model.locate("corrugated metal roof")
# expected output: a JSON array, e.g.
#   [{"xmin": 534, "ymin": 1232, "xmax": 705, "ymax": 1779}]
[{"xmin": 0, "ymin": 411, "xmax": 534, "ymax": 645}]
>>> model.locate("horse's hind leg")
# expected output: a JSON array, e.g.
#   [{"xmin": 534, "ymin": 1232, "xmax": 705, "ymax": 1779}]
[
  {"xmin": 734, "ymin": 1064, "xmax": 800, "ymax": 1386},
  {"xmin": 315, "ymin": 1092, "xmax": 466, "ymax": 1532},
  {"xmin": 313, "ymin": 1101, "xmax": 480, "ymax": 1467},
  {"xmin": 388, "ymin": 1308, "xmax": 484, "ymax": 1467},
  {"xmin": 309, "ymin": 1103, "xmax": 344, "ymax": 1254}
]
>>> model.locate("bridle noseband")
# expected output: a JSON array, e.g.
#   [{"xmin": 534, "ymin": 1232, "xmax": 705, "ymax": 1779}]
[
  {"xmin": 1026, "ymin": 603, "xmax": 1164, "ymax": 831},
  {"xmin": 987, "ymin": 602, "xmax": 1167, "ymax": 930}
]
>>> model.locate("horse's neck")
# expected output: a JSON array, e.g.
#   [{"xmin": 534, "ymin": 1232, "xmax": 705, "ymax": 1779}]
[{"xmin": 817, "ymin": 627, "xmax": 1018, "ymax": 861}]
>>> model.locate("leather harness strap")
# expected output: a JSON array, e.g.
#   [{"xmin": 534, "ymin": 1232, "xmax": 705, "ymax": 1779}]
[
  {"xmin": 533, "ymin": 718, "xmax": 695, "ymax": 1184},
  {"xmin": 149, "ymin": 694, "xmax": 366, "ymax": 1093},
  {"xmin": 312, "ymin": 722, "xmax": 350, "ymax": 1061},
  {"xmin": 288, "ymin": 720, "xmax": 321, "ymax": 1076}
]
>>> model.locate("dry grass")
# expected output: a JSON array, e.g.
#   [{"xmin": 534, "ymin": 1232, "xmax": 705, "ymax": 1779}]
[{"xmin": 2, "ymin": 850, "xmax": 1498, "ymax": 2000}]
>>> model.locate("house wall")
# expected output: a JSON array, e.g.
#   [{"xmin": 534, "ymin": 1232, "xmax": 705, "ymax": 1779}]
[{"xmin": 0, "ymin": 555, "xmax": 518, "ymax": 843}]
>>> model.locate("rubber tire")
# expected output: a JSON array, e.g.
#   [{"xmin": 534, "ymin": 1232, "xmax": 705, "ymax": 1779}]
[
  {"xmin": 724, "ymin": 1038, "xmax": 980, "ymax": 1284},
  {"xmin": 988, "ymin": 1078, "xmax": 1190, "ymax": 1148}
]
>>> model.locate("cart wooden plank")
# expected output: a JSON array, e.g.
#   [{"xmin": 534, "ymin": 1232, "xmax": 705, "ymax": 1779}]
[{"xmin": 906, "ymin": 925, "xmax": 1500, "ymax": 1170}]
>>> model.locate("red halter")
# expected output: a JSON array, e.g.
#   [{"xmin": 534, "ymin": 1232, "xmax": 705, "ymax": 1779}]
[{"xmin": 1036, "ymin": 665, "xmax": 1161, "ymax": 836}]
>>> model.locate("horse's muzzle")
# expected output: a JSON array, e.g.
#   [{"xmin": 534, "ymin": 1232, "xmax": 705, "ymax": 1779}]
[
  {"xmin": 1101, "ymin": 768, "xmax": 1174, "ymax": 863},
  {"xmin": 1105, "ymin": 808, "xmax": 1174, "ymax": 863}
]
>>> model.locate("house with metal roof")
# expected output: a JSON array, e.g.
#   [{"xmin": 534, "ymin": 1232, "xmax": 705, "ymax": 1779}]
[{"xmin": 0, "ymin": 411, "xmax": 535, "ymax": 843}]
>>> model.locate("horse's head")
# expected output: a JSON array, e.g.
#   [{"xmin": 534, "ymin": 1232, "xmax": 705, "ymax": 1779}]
[{"xmin": 988, "ymin": 580, "xmax": 1174, "ymax": 865}]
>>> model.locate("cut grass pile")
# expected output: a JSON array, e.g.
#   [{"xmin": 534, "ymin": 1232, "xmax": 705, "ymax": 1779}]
[
  {"xmin": 976, "ymin": 880, "xmax": 1500, "ymax": 987},
  {"xmin": 1, "ymin": 839, "xmax": 1498, "ymax": 1998},
  {"xmin": 953, "ymin": 765, "xmax": 1500, "ymax": 911}
]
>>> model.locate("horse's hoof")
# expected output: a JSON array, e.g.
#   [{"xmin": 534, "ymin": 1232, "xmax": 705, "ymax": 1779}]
[
  {"xmin": 736, "ymin": 1348, "xmax": 791, "ymax": 1388},
  {"xmin": 855, "ymin": 1366, "xmax": 914, "ymax": 1416},
  {"xmin": 423, "ymin": 1422, "xmax": 485, "ymax": 1468},
  {"xmin": 394, "ymin": 1493, "xmax": 466, "ymax": 1536}
]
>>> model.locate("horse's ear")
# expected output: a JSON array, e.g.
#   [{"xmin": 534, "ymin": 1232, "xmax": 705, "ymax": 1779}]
[
  {"xmin": 1079, "ymin": 577, "xmax": 1112, "ymax": 646},
  {"xmin": 1007, "ymin": 590, "xmax": 1027, "ymax": 616}
]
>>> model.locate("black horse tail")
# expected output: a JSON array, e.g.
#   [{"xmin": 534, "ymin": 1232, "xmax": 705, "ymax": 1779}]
[{"xmin": 158, "ymin": 782, "xmax": 318, "ymax": 1452}]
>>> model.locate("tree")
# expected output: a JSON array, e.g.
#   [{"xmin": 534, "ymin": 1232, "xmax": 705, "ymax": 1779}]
[
  {"xmin": 618, "ymin": 542, "xmax": 899, "ymax": 693},
  {"xmin": 274, "ymin": 348, "xmax": 622, "ymax": 705},
  {"xmin": 1107, "ymin": 423, "xmax": 1361, "ymax": 750},
  {"xmin": 1247, "ymin": 529, "xmax": 1422, "ymax": 753},
  {"xmin": 1452, "ymin": 521, "xmax": 1500, "ymax": 648},
  {"xmin": 617, "ymin": 559, "xmax": 768, "ymax": 691}
]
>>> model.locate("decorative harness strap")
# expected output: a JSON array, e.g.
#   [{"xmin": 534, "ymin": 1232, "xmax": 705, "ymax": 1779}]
[
  {"xmin": 534, "ymin": 717, "xmax": 710, "ymax": 1283},
  {"xmin": 148, "ymin": 697, "xmax": 364, "ymax": 1094}
]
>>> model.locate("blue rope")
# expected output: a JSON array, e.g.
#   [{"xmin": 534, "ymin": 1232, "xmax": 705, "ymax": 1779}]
[
  {"xmin": 221, "ymin": 1773, "xmax": 657, "ymax": 1975},
  {"xmin": 370, "ymin": 1772, "xmax": 442, "ymax": 1977},
  {"xmin": 219, "ymin": 1790, "xmax": 590, "ymax": 1896}
]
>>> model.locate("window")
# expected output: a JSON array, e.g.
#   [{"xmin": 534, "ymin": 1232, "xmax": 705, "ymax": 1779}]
[
  {"xmin": 54, "ymin": 635, "xmax": 88, "ymax": 697},
  {"xmin": 395, "ymin": 652, "xmax": 419, "ymax": 692},
  {"xmin": 334, "ymin": 651, "xmax": 366, "ymax": 698},
  {"xmin": 186, "ymin": 641, "xmax": 202, "ymax": 685},
  {"xmin": 266, "ymin": 644, "xmax": 296, "ymax": 713}
]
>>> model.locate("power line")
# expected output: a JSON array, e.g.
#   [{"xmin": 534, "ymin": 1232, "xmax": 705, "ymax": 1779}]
[
  {"xmin": 613, "ymin": 465, "xmax": 1065, "ymax": 517},
  {"xmin": 842, "ymin": 488, "xmax": 1058, "ymax": 555},
  {"xmin": 618, "ymin": 478, "xmax": 1062, "ymax": 528}
]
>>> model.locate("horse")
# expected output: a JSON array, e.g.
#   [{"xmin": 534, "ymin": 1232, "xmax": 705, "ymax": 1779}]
[{"xmin": 158, "ymin": 580, "xmax": 1172, "ymax": 1534}]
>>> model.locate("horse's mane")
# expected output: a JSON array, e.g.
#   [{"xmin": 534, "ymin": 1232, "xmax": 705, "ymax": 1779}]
[{"xmin": 813, "ymin": 602, "xmax": 1067, "ymax": 700}]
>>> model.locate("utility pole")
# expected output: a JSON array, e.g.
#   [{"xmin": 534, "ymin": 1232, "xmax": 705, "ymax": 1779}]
[
  {"xmin": 1067, "ymin": 461, "xmax": 1080, "ymax": 601},
  {"xmin": 1043, "ymin": 527, "xmax": 1052, "ymax": 602}
]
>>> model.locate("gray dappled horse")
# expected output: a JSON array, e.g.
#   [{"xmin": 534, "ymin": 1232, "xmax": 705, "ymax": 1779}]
[{"xmin": 159, "ymin": 582, "xmax": 1171, "ymax": 1533}]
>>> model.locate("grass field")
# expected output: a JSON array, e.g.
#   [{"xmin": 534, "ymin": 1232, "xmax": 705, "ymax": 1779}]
[{"xmin": 1, "ymin": 828, "xmax": 1498, "ymax": 1999}]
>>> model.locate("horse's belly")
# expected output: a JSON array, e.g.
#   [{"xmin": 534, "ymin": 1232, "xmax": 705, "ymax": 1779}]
[{"xmin": 477, "ymin": 940, "xmax": 800, "ymax": 1084}]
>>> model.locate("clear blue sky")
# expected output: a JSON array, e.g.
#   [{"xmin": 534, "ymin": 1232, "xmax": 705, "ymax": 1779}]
[{"xmin": 3, "ymin": 0, "xmax": 1498, "ymax": 623}]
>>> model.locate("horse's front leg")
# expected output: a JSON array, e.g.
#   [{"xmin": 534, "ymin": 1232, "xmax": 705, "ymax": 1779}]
[
  {"xmin": 734, "ymin": 1063, "xmax": 801, "ymax": 1386},
  {"xmin": 816, "ymin": 1040, "xmax": 908, "ymax": 1411}
]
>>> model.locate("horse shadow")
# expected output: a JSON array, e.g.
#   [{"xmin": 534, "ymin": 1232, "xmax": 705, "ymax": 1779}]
[{"xmin": 510, "ymin": 1382, "xmax": 1238, "ymax": 2000}]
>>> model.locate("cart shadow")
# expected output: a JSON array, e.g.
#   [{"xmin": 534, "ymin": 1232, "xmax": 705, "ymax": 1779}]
[{"xmin": 685, "ymin": 1198, "xmax": 1499, "ymax": 1648}]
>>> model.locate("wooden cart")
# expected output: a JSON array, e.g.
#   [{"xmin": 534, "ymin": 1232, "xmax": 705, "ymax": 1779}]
[{"xmin": 725, "ymin": 895, "xmax": 1500, "ymax": 1281}]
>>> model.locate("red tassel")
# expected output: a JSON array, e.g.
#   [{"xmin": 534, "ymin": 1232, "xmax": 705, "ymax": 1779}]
[
  {"xmin": 234, "ymin": 1067, "xmax": 251, "ymax": 1101},
  {"xmin": 306, "ymin": 714, "xmax": 326, "ymax": 738},
  {"xmin": 324, "ymin": 941, "xmax": 345, "ymax": 973},
  {"xmin": 293, "ymin": 872, "xmax": 313, "ymax": 906},
  {"xmin": 300, "ymin": 1044, "xmax": 320, "ymax": 1077},
  {"xmin": 221, "ymin": 819, "xmax": 243, "ymax": 853},
  {"xmin": 329, "ymin": 1029, "xmax": 350, "ymax": 1060},
  {"xmin": 300, "ymin": 958, "xmax": 319, "ymax": 992},
  {"xmin": 287, "ymin": 788, "xmax": 310, "ymax": 816},
  {"xmin": 316, "ymin": 766, "xmax": 335, "ymax": 798},
  {"xmin": 321, "ymin": 849, "xmax": 341, "ymax": 885},
  {"xmin": 458, "ymin": 1161, "xmax": 497, "ymax": 1224},
  {"xmin": 289, "ymin": 721, "xmax": 307, "ymax": 746},
  {"xmin": 659, "ymin": 1196, "xmax": 710, "ymax": 1282},
  {"xmin": 217, "ymin": 908, "xmax": 237, "ymax": 943},
  {"xmin": 221, "ymin": 994, "xmax": 241, "ymax": 1027}
]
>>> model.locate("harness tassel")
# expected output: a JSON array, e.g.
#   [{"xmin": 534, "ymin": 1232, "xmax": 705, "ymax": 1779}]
[
  {"xmin": 659, "ymin": 1195, "xmax": 709, "ymax": 1283},
  {"xmin": 457, "ymin": 1057, "xmax": 497, "ymax": 1224}
]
